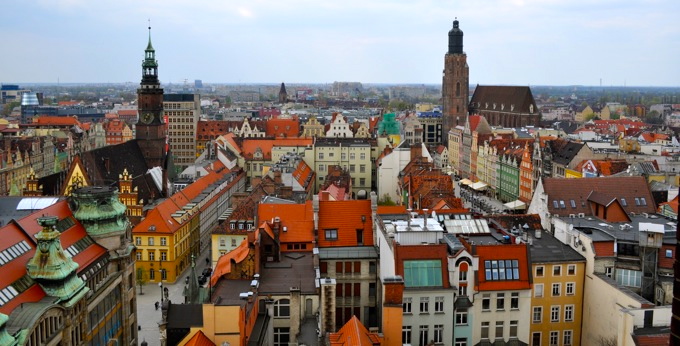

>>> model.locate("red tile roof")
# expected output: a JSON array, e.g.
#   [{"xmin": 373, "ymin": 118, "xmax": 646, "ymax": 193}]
[
  {"xmin": 265, "ymin": 117, "xmax": 300, "ymax": 138},
  {"xmin": 240, "ymin": 138, "xmax": 312, "ymax": 160},
  {"xmin": 474, "ymin": 243, "xmax": 531, "ymax": 291},
  {"xmin": 33, "ymin": 116, "xmax": 80, "ymax": 126},
  {"xmin": 542, "ymin": 176, "xmax": 656, "ymax": 217},
  {"xmin": 117, "ymin": 109, "xmax": 138, "ymax": 116}
]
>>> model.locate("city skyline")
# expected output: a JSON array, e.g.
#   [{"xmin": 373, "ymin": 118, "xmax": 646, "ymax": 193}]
[{"xmin": 1, "ymin": 0, "xmax": 678, "ymax": 87}]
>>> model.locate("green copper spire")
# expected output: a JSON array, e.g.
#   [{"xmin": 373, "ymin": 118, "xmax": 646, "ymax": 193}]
[
  {"xmin": 146, "ymin": 23, "xmax": 154, "ymax": 51},
  {"xmin": 26, "ymin": 216, "xmax": 88, "ymax": 304}
]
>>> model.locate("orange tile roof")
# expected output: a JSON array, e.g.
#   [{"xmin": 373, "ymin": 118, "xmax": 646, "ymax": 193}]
[
  {"xmin": 240, "ymin": 138, "xmax": 312, "ymax": 160},
  {"xmin": 117, "ymin": 109, "xmax": 138, "ymax": 116},
  {"xmin": 33, "ymin": 116, "xmax": 80, "ymax": 126},
  {"xmin": 184, "ymin": 331, "xmax": 216, "ymax": 346},
  {"xmin": 265, "ymin": 118, "xmax": 300, "ymax": 138},
  {"xmin": 317, "ymin": 200, "xmax": 373, "ymax": 248},
  {"xmin": 58, "ymin": 101, "xmax": 80, "ymax": 106},
  {"xmin": 659, "ymin": 195, "xmax": 679, "ymax": 214},
  {"xmin": 211, "ymin": 239, "xmax": 250, "ymax": 286},
  {"xmin": 292, "ymin": 159, "xmax": 315, "ymax": 191},
  {"xmin": 257, "ymin": 202, "xmax": 314, "ymax": 244},
  {"xmin": 377, "ymin": 206, "xmax": 407, "ymax": 215},
  {"xmin": 329, "ymin": 315, "xmax": 382, "ymax": 345},
  {"xmin": 134, "ymin": 162, "xmax": 233, "ymax": 234}
]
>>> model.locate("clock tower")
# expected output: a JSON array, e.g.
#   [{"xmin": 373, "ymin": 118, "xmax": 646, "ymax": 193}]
[{"xmin": 136, "ymin": 26, "xmax": 167, "ymax": 169}]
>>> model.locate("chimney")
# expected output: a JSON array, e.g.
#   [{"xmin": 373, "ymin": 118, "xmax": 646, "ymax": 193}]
[
  {"xmin": 321, "ymin": 191, "xmax": 331, "ymax": 201},
  {"xmin": 422, "ymin": 209, "xmax": 428, "ymax": 231},
  {"xmin": 382, "ymin": 276, "xmax": 404, "ymax": 346},
  {"xmin": 410, "ymin": 144, "xmax": 422, "ymax": 159},
  {"xmin": 289, "ymin": 287, "xmax": 301, "ymax": 344}
]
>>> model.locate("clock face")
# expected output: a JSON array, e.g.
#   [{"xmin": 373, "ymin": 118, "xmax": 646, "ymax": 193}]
[{"xmin": 141, "ymin": 113, "xmax": 154, "ymax": 124}]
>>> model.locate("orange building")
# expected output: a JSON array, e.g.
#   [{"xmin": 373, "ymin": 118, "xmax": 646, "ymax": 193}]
[{"xmin": 519, "ymin": 142, "xmax": 534, "ymax": 203}]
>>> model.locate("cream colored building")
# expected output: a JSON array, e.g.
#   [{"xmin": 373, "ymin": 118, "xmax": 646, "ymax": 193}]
[{"xmin": 164, "ymin": 93, "xmax": 200, "ymax": 168}]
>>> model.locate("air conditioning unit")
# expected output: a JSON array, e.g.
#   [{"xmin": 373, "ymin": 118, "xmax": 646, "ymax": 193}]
[
  {"xmin": 569, "ymin": 214, "xmax": 575, "ymax": 218},
  {"xmin": 578, "ymin": 213, "xmax": 585, "ymax": 218}
]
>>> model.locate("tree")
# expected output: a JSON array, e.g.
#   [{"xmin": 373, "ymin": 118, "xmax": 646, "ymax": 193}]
[
  {"xmin": 136, "ymin": 267, "xmax": 148, "ymax": 295},
  {"xmin": 2, "ymin": 101, "xmax": 20, "ymax": 116},
  {"xmin": 378, "ymin": 194, "xmax": 397, "ymax": 206}
]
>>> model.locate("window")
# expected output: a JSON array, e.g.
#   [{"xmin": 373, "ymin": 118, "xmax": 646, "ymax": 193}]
[
  {"xmin": 549, "ymin": 331, "xmax": 559, "ymax": 346},
  {"xmin": 402, "ymin": 326, "xmax": 412, "ymax": 344},
  {"xmin": 511, "ymin": 292, "xmax": 519, "ymax": 309},
  {"xmin": 532, "ymin": 332, "xmax": 541, "ymax": 346},
  {"xmin": 553, "ymin": 200, "xmax": 559, "ymax": 208},
  {"xmin": 148, "ymin": 237, "xmax": 154, "ymax": 246},
  {"xmin": 403, "ymin": 297, "xmax": 412, "ymax": 314},
  {"xmin": 533, "ymin": 306, "xmax": 542, "ymax": 323},
  {"xmin": 403, "ymin": 260, "xmax": 442, "ymax": 287},
  {"xmin": 455, "ymin": 337, "xmax": 468, "ymax": 346},
  {"xmin": 360, "ymin": 153, "xmax": 366, "ymax": 160},
  {"xmin": 160, "ymin": 252, "xmax": 167, "ymax": 261},
  {"xmin": 568, "ymin": 264, "xmax": 577, "ymax": 275},
  {"xmin": 495, "ymin": 321, "xmax": 504, "ymax": 339},
  {"xmin": 160, "ymin": 237, "xmax": 167, "ymax": 246},
  {"xmin": 360, "ymin": 164, "xmax": 366, "ymax": 173},
  {"xmin": 419, "ymin": 325, "xmax": 429, "ymax": 346},
  {"xmin": 621, "ymin": 198, "xmax": 627, "ymax": 206},
  {"xmin": 484, "ymin": 259, "xmax": 520, "ymax": 281},
  {"xmin": 534, "ymin": 284, "xmax": 544, "ymax": 298},
  {"xmin": 563, "ymin": 330, "xmax": 573, "ymax": 346},
  {"xmin": 616, "ymin": 269, "xmax": 642, "ymax": 287},
  {"xmin": 341, "ymin": 153, "xmax": 346, "ymax": 160},
  {"xmin": 319, "ymin": 164, "xmax": 325, "ymax": 172},
  {"xmin": 135, "ymin": 237, "xmax": 141, "ymax": 246},
  {"xmin": 496, "ymin": 293, "xmax": 505, "ymax": 310},
  {"xmin": 559, "ymin": 200, "xmax": 566, "ymax": 208},
  {"xmin": 318, "ymin": 153, "xmax": 324, "ymax": 160},
  {"xmin": 459, "ymin": 270, "xmax": 468, "ymax": 281},
  {"xmin": 536, "ymin": 266, "xmax": 544, "ymax": 277},
  {"xmin": 136, "ymin": 252, "xmax": 142, "ymax": 261},
  {"xmin": 435, "ymin": 296, "xmax": 444, "ymax": 313},
  {"xmin": 566, "ymin": 282, "xmax": 575, "ymax": 295},
  {"xmin": 274, "ymin": 299, "xmax": 290, "ymax": 317},
  {"xmin": 481, "ymin": 321, "xmax": 490, "ymax": 339},
  {"xmin": 565, "ymin": 305, "xmax": 574, "ymax": 321},
  {"xmin": 667, "ymin": 249, "xmax": 673, "ymax": 258},
  {"xmin": 420, "ymin": 297, "xmax": 429, "ymax": 313},
  {"xmin": 458, "ymin": 285, "xmax": 467, "ymax": 296},
  {"xmin": 161, "ymin": 268, "xmax": 167, "ymax": 280},
  {"xmin": 482, "ymin": 294, "xmax": 491, "ymax": 311},
  {"xmin": 149, "ymin": 268, "xmax": 154, "ymax": 280},
  {"xmin": 510, "ymin": 320, "xmax": 518, "ymax": 338},
  {"xmin": 551, "ymin": 306, "xmax": 560, "ymax": 322},
  {"xmin": 552, "ymin": 283, "xmax": 560, "ymax": 296},
  {"xmin": 455, "ymin": 310, "xmax": 468, "ymax": 325},
  {"xmin": 148, "ymin": 251, "xmax": 155, "ymax": 261},
  {"xmin": 553, "ymin": 265, "xmax": 561, "ymax": 276},
  {"xmin": 274, "ymin": 327, "xmax": 290, "ymax": 346},
  {"xmin": 605, "ymin": 266, "xmax": 613, "ymax": 278},
  {"xmin": 635, "ymin": 197, "xmax": 640, "ymax": 205},
  {"xmin": 641, "ymin": 197, "xmax": 647, "ymax": 206},
  {"xmin": 570, "ymin": 199, "xmax": 576, "ymax": 208},
  {"xmin": 231, "ymin": 238, "xmax": 237, "ymax": 247},
  {"xmin": 433, "ymin": 324, "xmax": 443, "ymax": 343},
  {"xmin": 350, "ymin": 164, "xmax": 356, "ymax": 172},
  {"xmin": 324, "ymin": 229, "xmax": 338, "ymax": 240},
  {"xmin": 359, "ymin": 178, "xmax": 366, "ymax": 186},
  {"xmin": 350, "ymin": 153, "xmax": 355, "ymax": 160}
]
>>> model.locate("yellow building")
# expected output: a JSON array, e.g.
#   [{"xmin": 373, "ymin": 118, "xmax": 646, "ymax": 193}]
[
  {"xmin": 565, "ymin": 168, "xmax": 583, "ymax": 179},
  {"xmin": 530, "ymin": 230, "xmax": 586, "ymax": 346}
]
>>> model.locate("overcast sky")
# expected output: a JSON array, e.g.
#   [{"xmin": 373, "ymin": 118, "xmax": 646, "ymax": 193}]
[{"xmin": 1, "ymin": 0, "xmax": 678, "ymax": 86}]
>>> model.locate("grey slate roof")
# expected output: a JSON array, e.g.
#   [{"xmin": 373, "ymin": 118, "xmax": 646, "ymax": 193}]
[{"xmin": 527, "ymin": 229, "xmax": 585, "ymax": 263}]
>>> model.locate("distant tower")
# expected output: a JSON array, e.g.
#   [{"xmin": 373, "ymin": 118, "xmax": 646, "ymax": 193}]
[
  {"xmin": 442, "ymin": 18, "xmax": 469, "ymax": 143},
  {"xmin": 136, "ymin": 25, "xmax": 167, "ymax": 169},
  {"xmin": 278, "ymin": 82, "xmax": 288, "ymax": 104}
]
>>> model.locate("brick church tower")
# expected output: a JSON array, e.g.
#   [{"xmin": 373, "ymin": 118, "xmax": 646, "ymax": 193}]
[
  {"xmin": 442, "ymin": 19, "xmax": 469, "ymax": 143},
  {"xmin": 136, "ymin": 26, "xmax": 167, "ymax": 169}
]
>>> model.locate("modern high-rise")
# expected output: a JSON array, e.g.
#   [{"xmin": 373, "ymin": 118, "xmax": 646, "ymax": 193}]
[
  {"xmin": 442, "ymin": 19, "xmax": 469, "ymax": 143},
  {"xmin": 163, "ymin": 93, "xmax": 200, "ymax": 168}
]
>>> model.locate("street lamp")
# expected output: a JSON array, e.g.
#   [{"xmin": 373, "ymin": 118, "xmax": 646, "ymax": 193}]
[{"xmin": 159, "ymin": 282, "xmax": 163, "ymax": 303}]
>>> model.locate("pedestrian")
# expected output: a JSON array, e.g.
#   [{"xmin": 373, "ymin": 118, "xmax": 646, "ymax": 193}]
[{"xmin": 155, "ymin": 301, "xmax": 159, "ymax": 310}]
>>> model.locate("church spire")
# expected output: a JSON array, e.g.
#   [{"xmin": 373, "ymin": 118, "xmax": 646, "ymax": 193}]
[
  {"xmin": 142, "ymin": 22, "xmax": 159, "ymax": 83},
  {"xmin": 146, "ymin": 21, "xmax": 154, "ymax": 51},
  {"xmin": 448, "ymin": 17, "xmax": 464, "ymax": 54}
]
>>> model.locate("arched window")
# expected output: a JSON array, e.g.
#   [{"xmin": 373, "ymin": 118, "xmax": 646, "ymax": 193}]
[
  {"xmin": 456, "ymin": 82, "xmax": 461, "ymax": 97},
  {"xmin": 274, "ymin": 299, "xmax": 290, "ymax": 317}
]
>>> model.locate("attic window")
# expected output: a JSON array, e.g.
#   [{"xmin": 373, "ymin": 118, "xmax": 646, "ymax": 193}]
[
  {"xmin": 553, "ymin": 200, "xmax": 559, "ymax": 208},
  {"xmin": 635, "ymin": 198, "xmax": 640, "ymax": 206},
  {"xmin": 570, "ymin": 200, "xmax": 576, "ymax": 208},
  {"xmin": 621, "ymin": 198, "xmax": 627, "ymax": 206},
  {"xmin": 559, "ymin": 200, "xmax": 566, "ymax": 209},
  {"xmin": 640, "ymin": 197, "xmax": 647, "ymax": 206}
]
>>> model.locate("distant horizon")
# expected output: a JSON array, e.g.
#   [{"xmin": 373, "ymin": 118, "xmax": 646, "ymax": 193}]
[
  {"xmin": 1, "ymin": 1, "xmax": 678, "ymax": 87},
  {"xmin": 5, "ymin": 82, "xmax": 680, "ymax": 89}
]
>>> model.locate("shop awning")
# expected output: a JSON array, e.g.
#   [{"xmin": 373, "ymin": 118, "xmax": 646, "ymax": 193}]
[
  {"xmin": 471, "ymin": 181, "xmax": 488, "ymax": 190},
  {"xmin": 459, "ymin": 178, "xmax": 473, "ymax": 186},
  {"xmin": 504, "ymin": 200, "xmax": 527, "ymax": 210}
]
